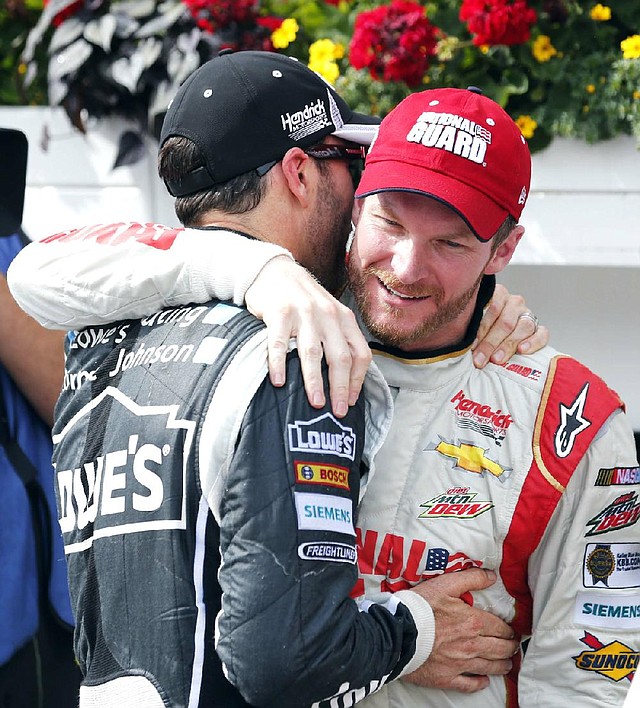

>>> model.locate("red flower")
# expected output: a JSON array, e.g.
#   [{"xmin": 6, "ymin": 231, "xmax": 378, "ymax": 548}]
[
  {"xmin": 182, "ymin": 0, "xmax": 258, "ymax": 30},
  {"xmin": 459, "ymin": 0, "xmax": 537, "ymax": 46},
  {"xmin": 349, "ymin": 1, "xmax": 439, "ymax": 87}
]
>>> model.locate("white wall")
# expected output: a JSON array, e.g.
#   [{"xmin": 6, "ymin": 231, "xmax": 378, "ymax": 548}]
[
  {"xmin": 498, "ymin": 265, "xmax": 640, "ymax": 430},
  {"xmin": 1, "ymin": 107, "xmax": 638, "ymax": 429}
]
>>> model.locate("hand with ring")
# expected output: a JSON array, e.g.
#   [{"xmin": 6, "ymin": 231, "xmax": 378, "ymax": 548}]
[
  {"xmin": 472, "ymin": 284, "xmax": 549, "ymax": 368},
  {"xmin": 517, "ymin": 311, "xmax": 539, "ymax": 333}
]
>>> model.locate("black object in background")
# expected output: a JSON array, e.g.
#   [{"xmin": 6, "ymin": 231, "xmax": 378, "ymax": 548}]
[{"xmin": 0, "ymin": 128, "xmax": 28, "ymax": 238}]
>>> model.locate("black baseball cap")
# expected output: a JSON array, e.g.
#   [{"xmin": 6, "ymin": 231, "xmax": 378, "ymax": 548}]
[{"xmin": 160, "ymin": 50, "xmax": 380, "ymax": 197}]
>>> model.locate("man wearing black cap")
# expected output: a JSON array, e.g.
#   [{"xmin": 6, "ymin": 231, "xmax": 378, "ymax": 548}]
[
  {"xmin": 5, "ymin": 51, "xmax": 528, "ymax": 708},
  {"xmin": 8, "ymin": 54, "xmax": 549, "ymax": 707}
]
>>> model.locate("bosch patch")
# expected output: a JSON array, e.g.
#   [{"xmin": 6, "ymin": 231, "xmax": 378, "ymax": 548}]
[{"xmin": 294, "ymin": 461, "xmax": 350, "ymax": 490}]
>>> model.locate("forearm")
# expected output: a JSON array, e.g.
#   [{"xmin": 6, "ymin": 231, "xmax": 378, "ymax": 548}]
[
  {"xmin": 0, "ymin": 274, "xmax": 64, "ymax": 425},
  {"xmin": 7, "ymin": 223, "xmax": 293, "ymax": 328}
]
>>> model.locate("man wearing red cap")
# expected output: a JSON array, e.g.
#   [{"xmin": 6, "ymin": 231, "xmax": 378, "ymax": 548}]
[{"xmin": 248, "ymin": 88, "xmax": 638, "ymax": 706}]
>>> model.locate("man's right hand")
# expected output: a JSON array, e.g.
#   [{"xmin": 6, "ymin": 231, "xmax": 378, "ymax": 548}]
[
  {"xmin": 246, "ymin": 256, "xmax": 371, "ymax": 418},
  {"xmin": 404, "ymin": 568, "xmax": 519, "ymax": 693}
]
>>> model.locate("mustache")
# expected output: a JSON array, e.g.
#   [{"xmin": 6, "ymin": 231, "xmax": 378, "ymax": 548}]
[{"xmin": 367, "ymin": 266, "xmax": 440, "ymax": 300}]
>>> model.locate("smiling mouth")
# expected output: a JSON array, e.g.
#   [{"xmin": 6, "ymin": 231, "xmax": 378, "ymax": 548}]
[{"xmin": 380, "ymin": 278, "xmax": 429, "ymax": 301}]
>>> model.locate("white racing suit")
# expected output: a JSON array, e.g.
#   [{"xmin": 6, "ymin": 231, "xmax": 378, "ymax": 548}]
[
  {"xmin": 8, "ymin": 222, "xmax": 640, "ymax": 706},
  {"xmin": 344, "ymin": 287, "xmax": 639, "ymax": 708}
]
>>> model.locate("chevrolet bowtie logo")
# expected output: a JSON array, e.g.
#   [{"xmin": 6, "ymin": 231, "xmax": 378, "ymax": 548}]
[{"xmin": 428, "ymin": 439, "xmax": 511, "ymax": 481}]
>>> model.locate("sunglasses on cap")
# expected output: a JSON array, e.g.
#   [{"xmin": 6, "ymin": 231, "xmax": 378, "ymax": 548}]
[
  {"xmin": 304, "ymin": 143, "xmax": 367, "ymax": 190},
  {"xmin": 256, "ymin": 143, "xmax": 368, "ymax": 189}
]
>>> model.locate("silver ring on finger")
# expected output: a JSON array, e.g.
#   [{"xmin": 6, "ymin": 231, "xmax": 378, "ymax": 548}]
[{"xmin": 518, "ymin": 311, "xmax": 539, "ymax": 333}]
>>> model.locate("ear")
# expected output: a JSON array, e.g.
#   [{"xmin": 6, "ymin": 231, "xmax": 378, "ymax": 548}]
[
  {"xmin": 279, "ymin": 147, "xmax": 315, "ymax": 208},
  {"xmin": 484, "ymin": 225, "xmax": 524, "ymax": 275},
  {"xmin": 351, "ymin": 197, "xmax": 364, "ymax": 225}
]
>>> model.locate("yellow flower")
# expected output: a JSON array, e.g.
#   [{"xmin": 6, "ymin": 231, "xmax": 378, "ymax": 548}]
[
  {"xmin": 308, "ymin": 39, "xmax": 344, "ymax": 84},
  {"xmin": 634, "ymin": 90, "xmax": 640, "ymax": 100},
  {"xmin": 621, "ymin": 35, "xmax": 640, "ymax": 59},
  {"xmin": 590, "ymin": 4, "xmax": 611, "ymax": 21},
  {"xmin": 516, "ymin": 115, "xmax": 537, "ymax": 139},
  {"xmin": 272, "ymin": 18, "xmax": 299, "ymax": 50},
  {"xmin": 532, "ymin": 35, "xmax": 557, "ymax": 63},
  {"xmin": 309, "ymin": 59, "xmax": 340, "ymax": 84},
  {"xmin": 309, "ymin": 38, "xmax": 343, "ymax": 63},
  {"xmin": 586, "ymin": 84, "xmax": 596, "ymax": 94}
]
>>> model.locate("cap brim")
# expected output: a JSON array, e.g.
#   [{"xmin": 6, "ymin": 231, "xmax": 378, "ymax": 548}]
[
  {"xmin": 333, "ymin": 112, "xmax": 380, "ymax": 146},
  {"xmin": 355, "ymin": 158, "xmax": 507, "ymax": 241}
]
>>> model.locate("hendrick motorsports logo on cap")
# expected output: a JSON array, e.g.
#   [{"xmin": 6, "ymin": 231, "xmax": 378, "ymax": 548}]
[{"xmin": 280, "ymin": 89, "xmax": 342, "ymax": 142}]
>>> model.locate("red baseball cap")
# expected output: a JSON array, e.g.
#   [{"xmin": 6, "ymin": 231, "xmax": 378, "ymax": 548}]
[{"xmin": 355, "ymin": 88, "xmax": 531, "ymax": 241}]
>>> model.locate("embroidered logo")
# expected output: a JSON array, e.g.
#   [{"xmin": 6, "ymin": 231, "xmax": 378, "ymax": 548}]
[
  {"xmin": 288, "ymin": 412, "xmax": 356, "ymax": 461},
  {"xmin": 418, "ymin": 487, "xmax": 493, "ymax": 519},
  {"xmin": 573, "ymin": 632, "xmax": 638, "ymax": 682},
  {"xmin": 584, "ymin": 543, "xmax": 640, "ymax": 590},
  {"xmin": 554, "ymin": 382, "xmax": 591, "ymax": 458},
  {"xmin": 595, "ymin": 467, "xmax": 640, "ymax": 487},
  {"xmin": 406, "ymin": 110, "xmax": 491, "ymax": 165},
  {"xmin": 586, "ymin": 493, "xmax": 640, "ymax": 537},
  {"xmin": 426, "ymin": 438, "xmax": 511, "ymax": 481}
]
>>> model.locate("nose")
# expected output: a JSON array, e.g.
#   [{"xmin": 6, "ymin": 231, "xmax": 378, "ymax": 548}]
[{"xmin": 389, "ymin": 235, "xmax": 430, "ymax": 285}]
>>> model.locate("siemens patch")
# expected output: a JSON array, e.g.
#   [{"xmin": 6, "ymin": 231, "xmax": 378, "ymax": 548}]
[
  {"xmin": 574, "ymin": 592, "xmax": 640, "ymax": 629},
  {"xmin": 294, "ymin": 492, "xmax": 354, "ymax": 536}
]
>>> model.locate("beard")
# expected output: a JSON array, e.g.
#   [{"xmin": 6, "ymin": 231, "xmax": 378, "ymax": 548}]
[
  {"xmin": 348, "ymin": 262, "xmax": 484, "ymax": 350},
  {"xmin": 305, "ymin": 169, "xmax": 352, "ymax": 295}
]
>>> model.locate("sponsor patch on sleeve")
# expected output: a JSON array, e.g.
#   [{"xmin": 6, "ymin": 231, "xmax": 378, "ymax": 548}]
[
  {"xmin": 294, "ymin": 492, "xmax": 355, "ymax": 536},
  {"xmin": 584, "ymin": 543, "xmax": 640, "ymax": 589},
  {"xmin": 595, "ymin": 467, "xmax": 640, "ymax": 487},
  {"xmin": 288, "ymin": 412, "xmax": 356, "ymax": 461},
  {"xmin": 585, "ymin": 493, "xmax": 640, "ymax": 537},
  {"xmin": 298, "ymin": 541, "xmax": 357, "ymax": 564},
  {"xmin": 573, "ymin": 632, "xmax": 639, "ymax": 682},
  {"xmin": 574, "ymin": 592, "xmax": 640, "ymax": 629},
  {"xmin": 294, "ymin": 461, "xmax": 350, "ymax": 490}
]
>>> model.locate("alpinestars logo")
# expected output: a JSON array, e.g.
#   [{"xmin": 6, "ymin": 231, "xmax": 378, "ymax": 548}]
[
  {"xmin": 406, "ymin": 110, "xmax": 492, "ymax": 164},
  {"xmin": 555, "ymin": 382, "xmax": 591, "ymax": 458},
  {"xmin": 53, "ymin": 387, "xmax": 195, "ymax": 554}
]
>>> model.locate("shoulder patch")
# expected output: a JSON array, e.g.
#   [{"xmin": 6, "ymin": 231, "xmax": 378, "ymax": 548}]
[{"xmin": 533, "ymin": 356, "xmax": 623, "ymax": 492}]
